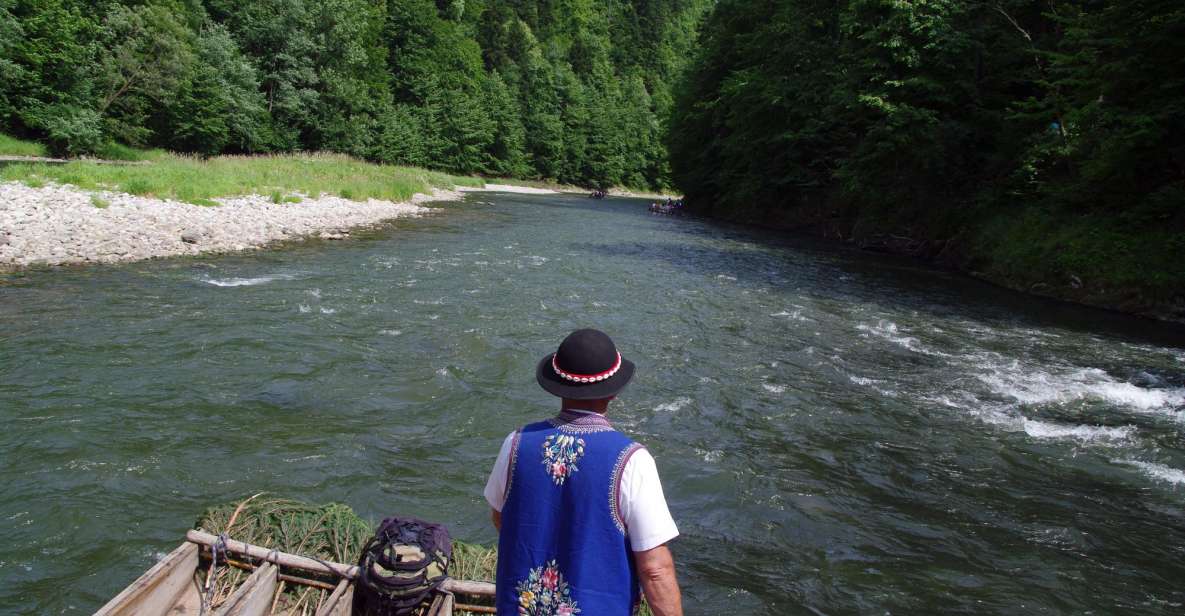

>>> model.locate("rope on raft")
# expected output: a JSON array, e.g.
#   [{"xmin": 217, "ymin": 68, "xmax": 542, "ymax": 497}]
[{"xmin": 200, "ymin": 492, "xmax": 264, "ymax": 615}]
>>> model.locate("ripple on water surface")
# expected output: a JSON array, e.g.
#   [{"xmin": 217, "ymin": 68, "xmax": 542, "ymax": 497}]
[{"xmin": 201, "ymin": 273, "xmax": 299, "ymax": 287}]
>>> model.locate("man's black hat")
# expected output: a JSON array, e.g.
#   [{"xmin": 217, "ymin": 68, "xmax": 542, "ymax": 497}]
[{"xmin": 536, "ymin": 329, "xmax": 635, "ymax": 400}]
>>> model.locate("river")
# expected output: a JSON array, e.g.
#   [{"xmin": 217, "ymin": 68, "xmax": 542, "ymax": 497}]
[{"xmin": 1, "ymin": 191, "xmax": 1183, "ymax": 614}]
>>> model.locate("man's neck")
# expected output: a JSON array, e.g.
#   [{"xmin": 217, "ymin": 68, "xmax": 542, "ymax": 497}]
[{"xmin": 560, "ymin": 398, "xmax": 611, "ymax": 414}]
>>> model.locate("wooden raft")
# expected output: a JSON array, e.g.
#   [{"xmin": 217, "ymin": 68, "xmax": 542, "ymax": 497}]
[{"xmin": 94, "ymin": 530, "xmax": 496, "ymax": 616}]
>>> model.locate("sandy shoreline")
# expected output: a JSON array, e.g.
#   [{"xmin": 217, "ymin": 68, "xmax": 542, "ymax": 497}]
[
  {"xmin": 0, "ymin": 181, "xmax": 463, "ymax": 270},
  {"xmin": 458, "ymin": 183, "xmax": 558, "ymax": 195}
]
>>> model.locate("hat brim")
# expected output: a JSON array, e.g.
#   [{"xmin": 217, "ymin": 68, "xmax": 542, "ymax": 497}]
[{"xmin": 536, "ymin": 354, "xmax": 635, "ymax": 400}]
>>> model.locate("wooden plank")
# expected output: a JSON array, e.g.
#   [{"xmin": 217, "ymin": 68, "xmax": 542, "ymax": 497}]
[
  {"xmin": 169, "ymin": 584, "xmax": 203, "ymax": 616},
  {"xmin": 187, "ymin": 530, "xmax": 359, "ymax": 580},
  {"xmin": 200, "ymin": 550, "xmax": 337, "ymax": 591},
  {"xmin": 426, "ymin": 592, "xmax": 454, "ymax": 616},
  {"xmin": 313, "ymin": 579, "xmax": 353, "ymax": 616},
  {"xmin": 212, "ymin": 562, "xmax": 278, "ymax": 616},
  {"xmin": 95, "ymin": 542, "xmax": 199, "ymax": 616}
]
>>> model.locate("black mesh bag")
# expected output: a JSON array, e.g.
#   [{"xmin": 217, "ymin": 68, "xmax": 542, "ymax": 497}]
[{"xmin": 352, "ymin": 517, "xmax": 452, "ymax": 616}]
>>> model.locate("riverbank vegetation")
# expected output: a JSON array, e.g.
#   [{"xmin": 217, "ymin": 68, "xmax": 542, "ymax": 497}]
[
  {"xmin": 0, "ymin": 0, "xmax": 709, "ymax": 190},
  {"xmin": 0, "ymin": 132, "xmax": 46, "ymax": 157},
  {"xmin": 1, "ymin": 152, "xmax": 480, "ymax": 204},
  {"xmin": 669, "ymin": 0, "xmax": 1185, "ymax": 318}
]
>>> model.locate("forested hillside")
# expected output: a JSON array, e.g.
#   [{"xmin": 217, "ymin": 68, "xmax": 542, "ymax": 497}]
[
  {"xmin": 0, "ymin": 0, "xmax": 709, "ymax": 188},
  {"xmin": 669, "ymin": 0, "xmax": 1185, "ymax": 318}
]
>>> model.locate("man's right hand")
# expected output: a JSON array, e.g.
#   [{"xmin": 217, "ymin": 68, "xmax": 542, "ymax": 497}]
[{"xmin": 634, "ymin": 543, "xmax": 683, "ymax": 616}]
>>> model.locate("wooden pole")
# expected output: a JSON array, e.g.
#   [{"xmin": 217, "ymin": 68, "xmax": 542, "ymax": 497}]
[
  {"xmin": 185, "ymin": 529, "xmax": 497, "ymax": 597},
  {"xmin": 187, "ymin": 530, "xmax": 360, "ymax": 580},
  {"xmin": 440, "ymin": 579, "xmax": 495, "ymax": 597}
]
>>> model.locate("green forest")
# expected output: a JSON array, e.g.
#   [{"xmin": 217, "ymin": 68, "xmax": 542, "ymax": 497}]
[
  {"xmin": 0, "ymin": 0, "xmax": 708, "ymax": 189},
  {"xmin": 2, "ymin": 0, "xmax": 1182, "ymax": 315},
  {"xmin": 669, "ymin": 0, "xmax": 1184, "ymax": 315}
]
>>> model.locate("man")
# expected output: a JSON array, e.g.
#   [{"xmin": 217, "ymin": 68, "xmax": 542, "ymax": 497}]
[{"xmin": 484, "ymin": 329, "xmax": 683, "ymax": 616}]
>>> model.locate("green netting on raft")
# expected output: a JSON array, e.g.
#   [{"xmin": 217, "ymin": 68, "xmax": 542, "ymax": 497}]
[{"xmin": 194, "ymin": 496, "xmax": 496, "ymax": 615}]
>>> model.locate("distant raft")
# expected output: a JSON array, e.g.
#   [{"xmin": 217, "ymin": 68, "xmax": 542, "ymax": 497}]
[{"xmin": 648, "ymin": 199, "xmax": 685, "ymax": 216}]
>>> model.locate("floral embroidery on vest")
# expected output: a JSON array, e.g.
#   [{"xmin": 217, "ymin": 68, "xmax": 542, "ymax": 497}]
[
  {"xmin": 516, "ymin": 560, "xmax": 581, "ymax": 616},
  {"xmin": 541, "ymin": 434, "xmax": 585, "ymax": 485}
]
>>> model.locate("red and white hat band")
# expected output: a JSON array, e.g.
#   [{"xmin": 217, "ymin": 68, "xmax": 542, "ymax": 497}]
[{"xmin": 552, "ymin": 352, "xmax": 622, "ymax": 383}]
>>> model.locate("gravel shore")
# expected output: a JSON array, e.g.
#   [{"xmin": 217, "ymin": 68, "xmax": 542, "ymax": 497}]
[
  {"xmin": 459, "ymin": 183, "xmax": 557, "ymax": 195},
  {"xmin": 0, "ymin": 181, "xmax": 461, "ymax": 270}
]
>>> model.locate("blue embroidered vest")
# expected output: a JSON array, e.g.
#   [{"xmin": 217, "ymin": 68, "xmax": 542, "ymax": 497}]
[{"xmin": 496, "ymin": 410, "xmax": 644, "ymax": 616}]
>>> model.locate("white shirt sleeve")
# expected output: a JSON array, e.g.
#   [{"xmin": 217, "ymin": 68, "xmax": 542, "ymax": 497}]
[
  {"xmin": 483, "ymin": 431, "xmax": 517, "ymax": 512},
  {"xmin": 619, "ymin": 448, "xmax": 680, "ymax": 552}
]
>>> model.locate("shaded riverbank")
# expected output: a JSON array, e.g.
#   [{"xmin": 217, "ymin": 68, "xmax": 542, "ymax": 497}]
[{"xmin": 692, "ymin": 201, "xmax": 1185, "ymax": 325}]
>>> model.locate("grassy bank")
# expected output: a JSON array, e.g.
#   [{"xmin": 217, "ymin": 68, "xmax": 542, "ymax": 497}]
[
  {"xmin": 0, "ymin": 133, "xmax": 48, "ymax": 157},
  {"xmin": 1, "ymin": 150, "xmax": 481, "ymax": 204},
  {"xmin": 0, "ymin": 132, "xmax": 168, "ymax": 160}
]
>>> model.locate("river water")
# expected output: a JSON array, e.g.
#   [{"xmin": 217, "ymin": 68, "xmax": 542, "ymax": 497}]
[{"xmin": 1, "ymin": 192, "xmax": 1184, "ymax": 614}]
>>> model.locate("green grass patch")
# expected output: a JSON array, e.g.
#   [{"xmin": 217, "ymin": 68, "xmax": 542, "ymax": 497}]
[
  {"xmin": 0, "ymin": 152, "xmax": 478, "ymax": 205},
  {"xmin": 270, "ymin": 190, "xmax": 302, "ymax": 204},
  {"xmin": 122, "ymin": 177, "xmax": 157, "ymax": 196},
  {"xmin": 0, "ymin": 133, "xmax": 48, "ymax": 157},
  {"xmin": 90, "ymin": 195, "xmax": 110, "ymax": 209},
  {"xmin": 93, "ymin": 141, "xmax": 169, "ymax": 162}
]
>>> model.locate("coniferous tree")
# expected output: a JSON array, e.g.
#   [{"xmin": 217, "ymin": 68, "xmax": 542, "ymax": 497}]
[
  {"xmin": 167, "ymin": 24, "xmax": 267, "ymax": 154},
  {"xmin": 1, "ymin": 0, "xmax": 710, "ymax": 188}
]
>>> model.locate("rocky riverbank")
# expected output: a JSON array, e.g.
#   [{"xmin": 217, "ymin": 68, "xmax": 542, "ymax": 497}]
[{"xmin": 0, "ymin": 181, "xmax": 461, "ymax": 270}]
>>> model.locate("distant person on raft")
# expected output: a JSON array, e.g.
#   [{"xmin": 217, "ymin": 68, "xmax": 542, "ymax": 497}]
[{"xmin": 484, "ymin": 329, "xmax": 683, "ymax": 616}]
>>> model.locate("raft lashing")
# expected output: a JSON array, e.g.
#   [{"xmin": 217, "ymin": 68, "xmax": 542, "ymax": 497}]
[{"xmin": 94, "ymin": 497, "xmax": 496, "ymax": 615}]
